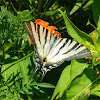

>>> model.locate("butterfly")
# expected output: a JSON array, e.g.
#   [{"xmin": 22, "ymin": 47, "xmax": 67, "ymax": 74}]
[{"xmin": 23, "ymin": 19, "xmax": 91, "ymax": 82}]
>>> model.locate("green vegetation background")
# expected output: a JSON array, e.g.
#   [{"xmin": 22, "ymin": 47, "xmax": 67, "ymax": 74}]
[{"xmin": 0, "ymin": 0, "xmax": 100, "ymax": 99}]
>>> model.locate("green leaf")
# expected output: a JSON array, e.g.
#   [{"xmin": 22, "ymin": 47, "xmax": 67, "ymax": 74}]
[
  {"xmin": 64, "ymin": 68, "xmax": 98, "ymax": 100},
  {"xmin": 23, "ymin": 9, "xmax": 34, "ymax": 19},
  {"xmin": 45, "ymin": 7, "xmax": 62, "ymax": 16},
  {"xmin": 70, "ymin": 2, "xmax": 82, "ymax": 15},
  {"xmin": 19, "ymin": 57, "xmax": 31, "ymax": 85},
  {"xmin": 51, "ymin": 59, "xmax": 89, "ymax": 100},
  {"xmin": 58, "ymin": 9, "xmax": 93, "ymax": 47},
  {"xmin": 37, "ymin": 83, "xmax": 55, "ymax": 88},
  {"xmin": 0, "ymin": 95, "xmax": 6, "ymax": 99},
  {"xmin": 92, "ymin": 0, "xmax": 100, "ymax": 29},
  {"xmin": 0, "ymin": 86, "xmax": 8, "ymax": 91},
  {"xmin": 91, "ymin": 84, "xmax": 100, "ymax": 97},
  {"xmin": 29, "ymin": 82, "xmax": 55, "ymax": 88},
  {"xmin": 1, "ymin": 54, "xmax": 19, "ymax": 81},
  {"xmin": 1, "ymin": 52, "xmax": 34, "ymax": 84},
  {"xmin": 0, "ymin": 43, "xmax": 12, "ymax": 56},
  {"xmin": 1, "ymin": 52, "xmax": 34, "ymax": 74},
  {"xmin": 17, "ymin": 9, "xmax": 34, "ymax": 22},
  {"xmin": 83, "ymin": 0, "xmax": 93, "ymax": 9}
]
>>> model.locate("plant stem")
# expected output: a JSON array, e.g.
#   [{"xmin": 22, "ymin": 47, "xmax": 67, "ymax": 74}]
[{"xmin": 37, "ymin": 0, "xmax": 42, "ymax": 18}]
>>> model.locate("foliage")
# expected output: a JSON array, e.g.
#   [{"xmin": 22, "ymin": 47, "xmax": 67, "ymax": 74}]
[{"xmin": 0, "ymin": 0, "xmax": 100, "ymax": 99}]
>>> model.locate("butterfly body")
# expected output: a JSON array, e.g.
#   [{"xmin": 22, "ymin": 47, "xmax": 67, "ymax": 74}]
[{"xmin": 23, "ymin": 19, "xmax": 91, "ymax": 81}]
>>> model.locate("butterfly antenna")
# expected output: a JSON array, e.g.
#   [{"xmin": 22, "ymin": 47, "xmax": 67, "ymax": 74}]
[
  {"xmin": 31, "ymin": 64, "xmax": 40, "ymax": 79},
  {"xmin": 39, "ymin": 69, "xmax": 47, "ymax": 83}
]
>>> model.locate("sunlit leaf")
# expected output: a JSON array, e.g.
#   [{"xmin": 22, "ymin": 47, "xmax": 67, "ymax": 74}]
[
  {"xmin": 1, "ymin": 54, "xmax": 19, "ymax": 81},
  {"xmin": 65, "ymin": 68, "xmax": 98, "ymax": 100},
  {"xmin": 59, "ymin": 9, "xmax": 93, "ymax": 48},
  {"xmin": 0, "ymin": 43, "xmax": 12, "ymax": 56},
  {"xmin": 91, "ymin": 84, "xmax": 100, "ymax": 97},
  {"xmin": 51, "ymin": 59, "xmax": 89, "ymax": 100},
  {"xmin": 92, "ymin": 0, "xmax": 100, "ymax": 29}
]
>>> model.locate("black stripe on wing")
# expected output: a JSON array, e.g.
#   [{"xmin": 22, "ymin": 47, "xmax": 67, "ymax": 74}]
[
  {"xmin": 65, "ymin": 48, "xmax": 91, "ymax": 61},
  {"xmin": 63, "ymin": 42, "xmax": 80, "ymax": 54},
  {"xmin": 51, "ymin": 38, "xmax": 67, "ymax": 58},
  {"xmin": 49, "ymin": 35, "xmax": 59, "ymax": 51},
  {"xmin": 36, "ymin": 24, "xmax": 41, "ymax": 44},
  {"xmin": 43, "ymin": 29, "xmax": 49, "ymax": 48},
  {"xmin": 23, "ymin": 22, "xmax": 35, "ymax": 44}
]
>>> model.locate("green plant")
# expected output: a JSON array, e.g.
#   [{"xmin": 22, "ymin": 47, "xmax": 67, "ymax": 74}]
[{"xmin": 0, "ymin": 0, "xmax": 100, "ymax": 99}]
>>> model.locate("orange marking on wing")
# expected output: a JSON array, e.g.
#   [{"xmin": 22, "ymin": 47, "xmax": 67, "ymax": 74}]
[
  {"xmin": 34, "ymin": 19, "xmax": 61, "ymax": 38},
  {"xmin": 35, "ymin": 19, "xmax": 49, "ymax": 27},
  {"xmin": 30, "ymin": 38, "xmax": 33, "ymax": 44},
  {"xmin": 46, "ymin": 26, "xmax": 61, "ymax": 38}
]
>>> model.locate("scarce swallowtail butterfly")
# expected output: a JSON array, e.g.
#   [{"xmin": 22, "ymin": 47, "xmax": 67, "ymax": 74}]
[{"xmin": 23, "ymin": 19, "xmax": 91, "ymax": 82}]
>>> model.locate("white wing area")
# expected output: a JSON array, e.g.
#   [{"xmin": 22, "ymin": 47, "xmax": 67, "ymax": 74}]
[
  {"xmin": 23, "ymin": 21, "xmax": 91, "ymax": 66},
  {"xmin": 47, "ymin": 42, "xmax": 90, "ymax": 63}
]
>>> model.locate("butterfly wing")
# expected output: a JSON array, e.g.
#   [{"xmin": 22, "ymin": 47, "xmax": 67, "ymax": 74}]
[
  {"xmin": 23, "ymin": 21, "xmax": 91, "ymax": 81},
  {"xmin": 23, "ymin": 21, "xmax": 62, "ymax": 60},
  {"xmin": 47, "ymin": 39, "xmax": 91, "ymax": 66},
  {"xmin": 23, "ymin": 21, "xmax": 91, "ymax": 66},
  {"xmin": 23, "ymin": 22, "xmax": 48, "ymax": 60}
]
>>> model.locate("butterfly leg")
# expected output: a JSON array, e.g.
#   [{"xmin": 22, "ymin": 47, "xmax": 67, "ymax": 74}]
[
  {"xmin": 31, "ymin": 64, "xmax": 41, "ymax": 79},
  {"xmin": 39, "ymin": 66, "xmax": 48, "ymax": 82}
]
